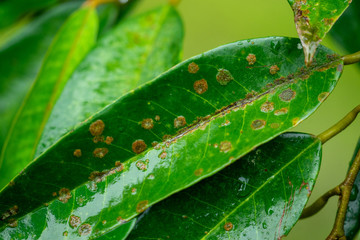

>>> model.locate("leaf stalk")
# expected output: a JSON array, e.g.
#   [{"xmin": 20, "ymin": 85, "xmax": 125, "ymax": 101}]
[{"xmin": 342, "ymin": 51, "xmax": 360, "ymax": 65}]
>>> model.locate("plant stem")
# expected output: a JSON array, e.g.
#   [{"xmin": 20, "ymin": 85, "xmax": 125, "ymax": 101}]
[
  {"xmin": 342, "ymin": 51, "xmax": 360, "ymax": 65},
  {"xmin": 300, "ymin": 186, "xmax": 341, "ymax": 219},
  {"xmin": 327, "ymin": 149, "xmax": 360, "ymax": 240},
  {"xmin": 317, "ymin": 105, "xmax": 360, "ymax": 144}
]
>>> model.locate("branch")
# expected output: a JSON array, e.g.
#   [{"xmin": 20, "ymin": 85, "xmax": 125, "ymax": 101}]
[
  {"xmin": 317, "ymin": 105, "xmax": 360, "ymax": 144},
  {"xmin": 342, "ymin": 51, "xmax": 360, "ymax": 65},
  {"xmin": 327, "ymin": 148, "xmax": 360, "ymax": 240},
  {"xmin": 300, "ymin": 186, "xmax": 341, "ymax": 219}
]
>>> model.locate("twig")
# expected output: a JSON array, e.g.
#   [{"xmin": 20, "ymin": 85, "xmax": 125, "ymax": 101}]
[
  {"xmin": 300, "ymin": 186, "xmax": 341, "ymax": 219},
  {"xmin": 342, "ymin": 51, "xmax": 360, "ymax": 65},
  {"xmin": 327, "ymin": 149, "xmax": 360, "ymax": 240},
  {"xmin": 317, "ymin": 105, "xmax": 360, "ymax": 144}
]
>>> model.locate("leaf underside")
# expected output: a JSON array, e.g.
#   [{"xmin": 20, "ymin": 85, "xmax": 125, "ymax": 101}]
[
  {"xmin": 0, "ymin": 37, "xmax": 342, "ymax": 239},
  {"xmin": 288, "ymin": 0, "xmax": 350, "ymax": 65},
  {"xmin": 128, "ymin": 132, "xmax": 321, "ymax": 240}
]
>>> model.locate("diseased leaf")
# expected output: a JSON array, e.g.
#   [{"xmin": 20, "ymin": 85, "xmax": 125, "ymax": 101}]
[
  {"xmin": 128, "ymin": 132, "xmax": 321, "ymax": 239},
  {"xmin": 344, "ymin": 138, "xmax": 360, "ymax": 239},
  {"xmin": 0, "ymin": 1, "xmax": 82, "ymax": 156},
  {"xmin": 96, "ymin": 218, "xmax": 136, "ymax": 240},
  {"xmin": 287, "ymin": 0, "xmax": 351, "ymax": 65},
  {"xmin": 0, "ymin": 37, "xmax": 342, "ymax": 238},
  {"xmin": 0, "ymin": 5, "xmax": 99, "ymax": 189},
  {"xmin": 330, "ymin": 0, "xmax": 360, "ymax": 62},
  {"xmin": 36, "ymin": 6, "xmax": 184, "ymax": 156}
]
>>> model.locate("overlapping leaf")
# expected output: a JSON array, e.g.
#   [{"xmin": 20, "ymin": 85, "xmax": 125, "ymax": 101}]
[
  {"xmin": 128, "ymin": 132, "xmax": 321, "ymax": 239},
  {"xmin": 0, "ymin": 4, "xmax": 99, "ymax": 189},
  {"xmin": 0, "ymin": 1, "xmax": 81, "ymax": 155},
  {"xmin": 287, "ymin": 0, "xmax": 351, "ymax": 65},
  {"xmin": 0, "ymin": 37, "xmax": 342, "ymax": 238},
  {"xmin": 344, "ymin": 138, "xmax": 360, "ymax": 239},
  {"xmin": 36, "ymin": 6, "xmax": 184, "ymax": 156}
]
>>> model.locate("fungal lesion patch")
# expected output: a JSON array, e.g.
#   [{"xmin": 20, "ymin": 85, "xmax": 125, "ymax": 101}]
[
  {"xmin": 194, "ymin": 168, "xmax": 203, "ymax": 176},
  {"xmin": 260, "ymin": 101, "xmax": 274, "ymax": 113},
  {"xmin": 220, "ymin": 141, "xmax": 232, "ymax": 153},
  {"xmin": 136, "ymin": 200, "xmax": 149, "ymax": 213},
  {"xmin": 141, "ymin": 118, "xmax": 154, "ymax": 130},
  {"xmin": 58, "ymin": 188, "xmax": 72, "ymax": 203},
  {"xmin": 224, "ymin": 222, "xmax": 233, "ymax": 231},
  {"xmin": 89, "ymin": 119, "xmax": 105, "ymax": 136},
  {"xmin": 89, "ymin": 164, "xmax": 124, "ymax": 183},
  {"xmin": 93, "ymin": 148, "xmax": 108, "ymax": 158},
  {"xmin": 318, "ymin": 92, "xmax": 329, "ymax": 102},
  {"xmin": 1, "ymin": 205, "xmax": 18, "ymax": 221},
  {"xmin": 69, "ymin": 215, "xmax": 81, "ymax": 228},
  {"xmin": 174, "ymin": 116, "xmax": 187, "ymax": 128},
  {"xmin": 188, "ymin": 62, "xmax": 199, "ymax": 74},
  {"xmin": 136, "ymin": 160, "xmax": 148, "ymax": 171},
  {"xmin": 193, "ymin": 79, "xmax": 208, "ymax": 94},
  {"xmin": 279, "ymin": 88, "xmax": 296, "ymax": 102},
  {"xmin": 132, "ymin": 140, "xmax": 147, "ymax": 154},
  {"xmin": 246, "ymin": 54, "xmax": 256, "ymax": 65},
  {"xmin": 251, "ymin": 119, "xmax": 266, "ymax": 130},
  {"xmin": 274, "ymin": 108, "xmax": 288, "ymax": 116},
  {"xmin": 78, "ymin": 223, "xmax": 92, "ymax": 236},
  {"xmin": 269, "ymin": 65, "xmax": 280, "ymax": 75},
  {"xmin": 216, "ymin": 69, "xmax": 234, "ymax": 85},
  {"xmin": 105, "ymin": 136, "xmax": 114, "ymax": 145},
  {"xmin": 73, "ymin": 149, "xmax": 82, "ymax": 158}
]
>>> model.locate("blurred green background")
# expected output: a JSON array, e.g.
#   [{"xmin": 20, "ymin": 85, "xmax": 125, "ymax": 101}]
[{"xmin": 131, "ymin": 0, "xmax": 360, "ymax": 239}]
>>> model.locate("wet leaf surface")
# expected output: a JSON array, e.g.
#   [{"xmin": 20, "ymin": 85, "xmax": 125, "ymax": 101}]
[
  {"xmin": 287, "ymin": 0, "xmax": 351, "ymax": 65},
  {"xmin": 0, "ymin": 2, "xmax": 81, "ymax": 152},
  {"xmin": 128, "ymin": 132, "xmax": 321, "ymax": 240},
  {"xmin": 0, "ymin": 5, "xmax": 99, "ymax": 189},
  {"xmin": 0, "ymin": 37, "xmax": 342, "ymax": 238},
  {"xmin": 36, "ymin": 6, "xmax": 184, "ymax": 156},
  {"xmin": 344, "ymin": 138, "xmax": 360, "ymax": 239}
]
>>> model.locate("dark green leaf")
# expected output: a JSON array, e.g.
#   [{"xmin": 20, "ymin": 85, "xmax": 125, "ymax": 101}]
[
  {"xmin": 128, "ymin": 132, "xmax": 321, "ymax": 239},
  {"xmin": 0, "ymin": 5, "xmax": 99, "ymax": 189},
  {"xmin": 0, "ymin": 37, "xmax": 342, "ymax": 238},
  {"xmin": 330, "ymin": 0, "xmax": 360, "ymax": 61},
  {"xmin": 36, "ymin": 6, "xmax": 184, "ymax": 156},
  {"xmin": 0, "ymin": 1, "xmax": 81, "ymax": 156},
  {"xmin": 287, "ymin": 0, "xmax": 351, "ymax": 65},
  {"xmin": 344, "ymin": 137, "xmax": 360, "ymax": 239}
]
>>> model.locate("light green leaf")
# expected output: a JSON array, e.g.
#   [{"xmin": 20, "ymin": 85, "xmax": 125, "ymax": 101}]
[
  {"xmin": 128, "ymin": 132, "xmax": 321, "ymax": 239},
  {"xmin": 0, "ymin": 4, "xmax": 99, "ymax": 189},
  {"xmin": 287, "ymin": 0, "xmax": 351, "ymax": 65}
]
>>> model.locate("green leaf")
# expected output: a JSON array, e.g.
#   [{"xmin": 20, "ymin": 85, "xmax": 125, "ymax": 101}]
[
  {"xmin": 287, "ymin": 0, "xmax": 351, "ymax": 65},
  {"xmin": 127, "ymin": 132, "xmax": 321, "ymax": 239},
  {"xmin": 36, "ymin": 6, "xmax": 184, "ymax": 156},
  {"xmin": 330, "ymin": 0, "xmax": 360, "ymax": 62},
  {"xmin": 96, "ymin": 218, "xmax": 136, "ymax": 240},
  {"xmin": 0, "ymin": 37, "xmax": 342, "ymax": 238},
  {"xmin": 0, "ymin": 5, "xmax": 99, "ymax": 189},
  {"xmin": 344, "ymin": 137, "xmax": 360, "ymax": 239},
  {"xmin": 0, "ymin": 0, "xmax": 57, "ymax": 30}
]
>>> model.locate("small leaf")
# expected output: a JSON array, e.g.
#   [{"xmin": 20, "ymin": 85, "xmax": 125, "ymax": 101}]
[
  {"xmin": 0, "ymin": 5, "xmax": 99, "ymax": 189},
  {"xmin": 0, "ymin": 2, "xmax": 81, "ymax": 151},
  {"xmin": 330, "ymin": 0, "xmax": 360, "ymax": 63},
  {"xmin": 36, "ymin": 6, "xmax": 184, "ymax": 156},
  {"xmin": 344, "ymin": 137, "xmax": 360, "ymax": 239},
  {"xmin": 0, "ymin": 37, "xmax": 342, "ymax": 237},
  {"xmin": 287, "ymin": 0, "xmax": 351, "ymax": 65},
  {"xmin": 127, "ymin": 132, "xmax": 321, "ymax": 239}
]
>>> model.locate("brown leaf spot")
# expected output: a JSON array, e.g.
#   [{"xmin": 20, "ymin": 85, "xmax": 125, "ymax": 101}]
[
  {"xmin": 224, "ymin": 222, "xmax": 233, "ymax": 231},
  {"xmin": 318, "ymin": 92, "xmax": 329, "ymax": 102},
  {"xmin": 163, "ymin": 135, "xmax": 172, "ymax": 141},
  {"xmin": 251, "ymin": 119, "xmax": 266, "ymax": 130},
  {"xmin": 220, "ymin": 141, "xmax": 232, "ymax": 153},
  {"xmin": 279, "ymin": 88, "xmax": 296, "ymax": 102},
  {"xmin": 194, "ymin": 168, "xmax": 203, "ymax": 176},
  {"xmin": 115, "ymin": 161, "xmax": 122, "ymax": 167},
  {"xmin": 246, "ymin": 54, "xmax": 256, "ymax": 65},
  {"xmin": 63, "ymin": 231, "xmax": 68, "ymax": 236},
  {"xmin": 174, "ymin": 116, "xmax": 187, "ymax": 128},
  {"xmin": 274, "ymin": 108, "xmax": 288, "ymax": 116},
  {"xmin": 141, "ymin": 118, "xmax": 154, "ymax": 130},
  {"xmin": 132, "ymin": 140, "xmax": 147, "ymax": 154},
  {"xmin": 69, "ymin": 215, "xmax": 81, "ymax": 228},
  {"xmin": 78, "ymin": 223, "xmax": 92, "ymax": 236},
  {"xmin": 58, "ymin": 188, "xmax": 72, "ymax": 203},
  {"xmin": 105, "ymin": 136, "xmax": 114, "ymax": 145},
  {"xmin": 136, "ymin": 200, "xmax": 149, "ymax": 213},
  {"xmin": 93, "ymin": 148, "xmax": 108, "ymax": 158},
  {"xmin": 159, "ymin": 151, "xmax": 167, "ymax": 159},
  {"xmin": 269, "ymin": 65, "xmax": 280, "ymax": 75},
  {"xmin": 73, "ymin": 149, "xmax": 82, "ymax": 158},
  {"xmin": 136, "ymin": 160, "xmax": 148, "ymax": 171},
  {"xmin": 8, "ymin": 219, "xmax": 17, "ymax": 228},
  {"xmin": 89, "ymin": 120, "xmax": 105, "ymax": 136},
  {"xmin": 155, "ymin": 115, "xmax": 160, "ymax": 121},
  {"xmin": 188, "ymin": 62, "xmax": 199, "ymax": 74},
  {"xmin": 270, "ymin": 123, "xmax": 280, "ymax": 129},
  {"xmin": 216, "ymin": 69, "xmax": 234, "ymax": 85},
  {"xmin": 52, "ymin": 192, "xmax": 57, "ymax": 197},
  {"xmin": 193, "ymin": 79, "xmax": 208, "ymax": 94},
  {"xmin": 152, "ymin": 141, "xmax": 159, "ymax": 147},
  {"xmin": 260, "ymin": 101, "xmax": 274, "ymax": 113},
  {"xmin": 292, "ymin": 117, "xmax": 300, "ymax": 126},
  {"xmin": 93, "ymin": 135, "xmax": 104, "ymax": 143}
]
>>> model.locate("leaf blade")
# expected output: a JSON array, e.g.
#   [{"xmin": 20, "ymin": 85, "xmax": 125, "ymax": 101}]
[{"xmin": 127, "ymin": 133, "xmax": 322, "ymax": 239}]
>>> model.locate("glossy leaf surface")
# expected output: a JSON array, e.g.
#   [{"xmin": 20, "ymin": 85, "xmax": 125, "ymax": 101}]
[
  {"xmin": 330, "ymin": 0, "xmax": 360, "ymax": 61},
  {"xmin": 0, "ymin": 2, "xmax": 81, "ymax": 151},
  {"xmin": 288, "ymin": 0, "xmax": 351, "ymax": 65},
  {"xmin": 0, "ymin": 37, "xmax": 342, "ymax": 238},
  {"xmin": 0, "ymin": 5, "xmax": 99, "ymax": 189},
  {"xmin": 344, "ymin": 138, "xmax": 360, "ymax": 239},
  {"xmin": 128, "ymin": 132, "xmax": 321, "ymax": 239},
  {"xmin": 36, "ymin": 6, "xmax": 184, "ymax": 156}
]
